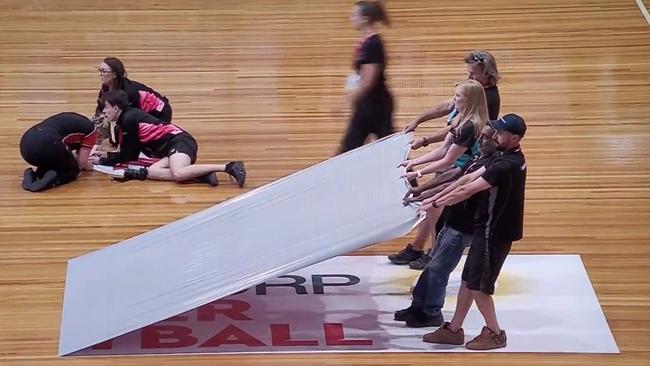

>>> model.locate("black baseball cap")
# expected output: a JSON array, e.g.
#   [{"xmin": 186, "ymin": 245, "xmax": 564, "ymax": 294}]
[{"xmin": 489, "ymin": 113, "xmax": 526, "ymax": 138}]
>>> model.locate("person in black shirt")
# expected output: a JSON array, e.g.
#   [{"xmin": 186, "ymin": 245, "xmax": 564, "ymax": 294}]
[
  {"xmin": 91, "ymin": 57, "xmax": 173, "ymax": 151},
  {"xmin": 422, "ymin": 113, "xmax": 527, "ymax": 350},
  {"xmin": 20, "ymin": 113, "xmax": 96, "ymax": 192},
  {"xmin": 95, "ymin": 57, "xmax": 172, "ymax": 122},
  {"xmin": 95, "ymin": 90, "xmax": 246, "ymax": 187},
  {"xmin": 404, "ymin": 49, "xmax": 501, "ymax": 143},
  {"xmin": 338, "ymin": 1, "xmax": 393, "ymax": 153},
  {"xmin": 388, "ymin": 79, "xmax": 488, "ymax": 266},
  {"xmin": 394, "ymin": 125, "xmax": 498, "ymax": 328}
]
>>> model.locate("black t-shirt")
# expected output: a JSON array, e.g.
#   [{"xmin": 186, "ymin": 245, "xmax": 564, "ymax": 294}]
[
  {"xmin": 444, "ymin": 154, "xmax": 497, "ymax": 234},
  {"xmin": 96, "ymin": 78, "xmax": 170, "ymax": 120},
  {"xmin": 485, "ymin": 85, "xmax": 500, "ymax": 120},
  {"xmin": 450, "ymin": 121, "xmax": 478, "ymax": 166},
  {"xmin": 474, "ymin": 148, "xmax": 527, "ymax": 242},
  {"xmin": 354, "ymin": 34, "xmax": 389, "ymax": 101},
  {"xmin": 26, "ymin": 112, "xmax": 97, "ymax": 149},
  {"xmin": 99, "ymin": 107, "xmax": 182, "ymax": 166}
]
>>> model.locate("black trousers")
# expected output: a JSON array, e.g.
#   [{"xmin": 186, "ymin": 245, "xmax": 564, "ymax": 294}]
[
  {"xmin": 340, "ymin": 94, "xmax": 394, "ymax": 153},
  {"xmin": 20, "ymin": 130, "xmax": 80, "ymax": 190}
]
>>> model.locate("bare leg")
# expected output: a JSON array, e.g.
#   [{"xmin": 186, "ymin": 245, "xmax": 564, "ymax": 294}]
[
  {"xmin": 473, "ymin": 290, "xmax": 501, "ymax": 334},
  {"xmin": 448, "ymin": 281, "xmax": 474, "ymax": 332},
  {"xmin": 147, "ymin": 153, "xmax": 226, "ymax": 182}
]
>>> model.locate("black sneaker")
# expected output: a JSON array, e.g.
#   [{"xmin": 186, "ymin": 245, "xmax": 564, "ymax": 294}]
[
  {"xmin": 394, "ymin": 306, "xmax": 419, "ymax": 321},
  {"xmin": 197, "ymin": 172, "xmax": 219, "ymax": 187},
  {"xmin": 406, "ymin": 311, "xmax": 444, "ymax": 328},
  {"xmin": 409, "ymin": 250, "xmax": 432, "ymax": 270},
  {"xmin": 388, "ymin": 243, "xmax": 425, "ymax": 265},
  {"xmin": 225, "ymin": 161, "xmax": 246, "ymax": 187},
  {"xmin": 25, "ymin": 170, "xmax": 58, "ymax": 192},
  {"xmin": 113, "ymin": 167, "xmax": 148, "ymax": 182},
  {"xmin": 22, "ymin": 168, "xmax": 35, "ymax": 191}
]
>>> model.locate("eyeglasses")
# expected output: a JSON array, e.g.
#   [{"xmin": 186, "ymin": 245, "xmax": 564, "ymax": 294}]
[{"xmin": 96, "ymin": 66, "xmax": 113, "ymax": 75}]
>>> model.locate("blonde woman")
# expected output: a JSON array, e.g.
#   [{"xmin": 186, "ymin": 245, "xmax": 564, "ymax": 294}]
[{"xmin": 388, "ymin": 79, "xmax": 489, "ymax": 265}]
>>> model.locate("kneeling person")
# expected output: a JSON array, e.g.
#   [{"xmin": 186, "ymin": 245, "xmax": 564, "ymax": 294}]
[{"xmin": 20, "ymin": 112, "xmax": 96, "ymax": 192}]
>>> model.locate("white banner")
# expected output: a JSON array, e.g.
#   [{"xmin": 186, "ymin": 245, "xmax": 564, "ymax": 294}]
[
  {"xmin": 72, "ymin": 255, "xmax": 619, "ymax": 355},
  {"xmin": 60, "ymin": 133, "xmax": 420, "ymax": 356}
]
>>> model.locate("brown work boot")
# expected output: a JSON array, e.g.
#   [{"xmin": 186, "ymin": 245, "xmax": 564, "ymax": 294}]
[
  {"xmin": 465, "ymin": 326, "xmax": 507, "ymax": 350},
  {"xmin": 422, "ymin": 322, "xmax": 464, "ymax": 345}
]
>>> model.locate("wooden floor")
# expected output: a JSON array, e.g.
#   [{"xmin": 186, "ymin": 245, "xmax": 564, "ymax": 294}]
[{"xmin": 1, "ymin": 0, "xmax": 649, "ymax": 365}]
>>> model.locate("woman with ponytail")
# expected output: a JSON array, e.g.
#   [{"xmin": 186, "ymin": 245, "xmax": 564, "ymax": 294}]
[{"xmin": 338, "ymin": 1, "xmax": 393, "ymax": 153}]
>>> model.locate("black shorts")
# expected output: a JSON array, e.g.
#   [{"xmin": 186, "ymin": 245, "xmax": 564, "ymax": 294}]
[
  {"xmin": 461, "ymin": 231, "xmax": 512, "ymax": 295},
  {"xmin": 20, "ymin": 129, "xmax": 79, "ymax": 178},
  {"xmin": 167, "ymin": 132, "xmax": 198, "ymax": 163}
]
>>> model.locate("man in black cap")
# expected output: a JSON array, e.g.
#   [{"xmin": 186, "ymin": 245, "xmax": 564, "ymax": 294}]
[{"xmin": 419, "ymin": 113, "xmax": 527, "ymax": 350}]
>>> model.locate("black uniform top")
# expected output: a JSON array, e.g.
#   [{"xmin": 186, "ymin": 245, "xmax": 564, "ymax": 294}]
[
  {"xmin": 25, "ymin": 112, "xmax": 97, "ymax": 149},
  {"xmin": 474, "ymin": 148, "xmax": 527, "ymax": 242},
  {"xmin": 444, "ymin": 154, "xmax": 498, "ymax": 234},
  {"xmin": 485, "ymin": 85, "xmax": 500, "ymax": 121},
  {"xmin": 354, "ymin": 33, "xmax": 390, "ymax": 102},
  {"xmin": 96, "ymin": 78, "xmax": 170, "ymax": 121},
  {"xmin": 99, "ymin": 107, "xmax": 184, "ymax": 166}
]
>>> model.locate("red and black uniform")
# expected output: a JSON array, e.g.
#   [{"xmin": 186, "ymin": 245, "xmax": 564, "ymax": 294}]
[
  {"xmin": 20, "ymin": 112, "xmax": 96, "ymax": 182},
  {"xmin": 99, "ymin": 107, "xmax": 197, "ymax": 166},
  {"xmin": 340, "ymin": 33, "xmax": 394, "ymax": 152},
  {"xmin": 96, "ymin": 78, "xmax": 172, "ymax": 122}
]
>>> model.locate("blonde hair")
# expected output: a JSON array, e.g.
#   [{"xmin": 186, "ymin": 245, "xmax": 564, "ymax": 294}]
[
  {"xmin": 455, "ymin": 79, "xmax": 489, "ymax": 138},
  {"xmin": 464, "ymin": 49, "xmax": 500, "ymax": 86}
]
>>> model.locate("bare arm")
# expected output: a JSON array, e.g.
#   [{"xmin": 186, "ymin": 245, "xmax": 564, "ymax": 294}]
[
  {"xmin": 435, "ymin": 177, "xmax": 492, "ymax": 207},
  {"xmin": 404, "ymin": 99, "xmax": 455, "ymax": 132},
  {"xmin": 408, "ymin": 132, "xmax": 453, "ymax": 168},
  {"xmin": 410, "ymin": 168, "xmax": 462, "ymax": 196},
  {"xmin": 418, "ymin": 143, "xmax": 467, "ymax": 175},
  {"xmin": 430, "ymin": 166, "xmax": 487, "ymax": 202},
  {"xmin": 349, "ymin": 64, "xmax": 380, "ymax": 105},
  {"xmin": 77, "ymin": 146, "xmax": 94, "ymax": 171}
]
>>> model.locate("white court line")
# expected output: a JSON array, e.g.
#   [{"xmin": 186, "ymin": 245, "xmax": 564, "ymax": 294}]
[{"xmin": 635, "ymin": 0, "xmax": 650, "ymax": 26}]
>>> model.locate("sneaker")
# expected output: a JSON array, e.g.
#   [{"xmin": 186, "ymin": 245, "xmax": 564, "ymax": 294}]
[
  {"xmin": 197, "ymin": 172, "xmax": 219, "ymax": 187},
  {"xmin": 225, "ymin": 161, "xmax": 246, "ymax": 187},
  {"xmin": 394, "ymin": 306, "xmax": 418, "ymax": 321},
  {"xmin": 408, "ymin": 251, "xmax": 431, "ymax": 270},
  {"xmin": 388, "ymin": 243, "xmax": 425, "ymax": 265},
  {"xmin": 406, "ymin": 311, "xmax": 443, "ymax": 328},
  {"xmin": 22, "ymin": 168, "xmax": 35, "ymax": 191},
  {"xmin": 26, "ymin": 170, "xmax": 59, "ymax": 192},
  {"xmin": 113, "ymin": 167, "xmax": 148, "ymax": 182},
  {"xmin": 465, "ymin": 327, "xmax": 507, "ymax": 350},
  {"xmin": 422, "ymin": 322, "xmax": 465, "ymax": 345}
]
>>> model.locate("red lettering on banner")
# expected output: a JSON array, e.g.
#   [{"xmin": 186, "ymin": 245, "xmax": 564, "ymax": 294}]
[
  {"xmin": 323, "ymin": 323, "xmax": 373, "ymax": 346},
  {"xmin": 91, "ymin": 340, "xmax": 113, "ymax": 350},
  {"xmin": 164, "ymin": 314, "xmax": 189, "ymax": 321},
  {"xmin": 270, "ymin": 324, "xmax": 319, "ymax": 346},
  {"xmin": 141, "ymin": 325, "xmax": 198, "ymax": 348},
  {"xmin": 199, "ymin": 325, "xmax": 266, "ymax": 347},
  {"xmin": 198, "ymin": 300, "xmax": 253, "ymax": 321}
]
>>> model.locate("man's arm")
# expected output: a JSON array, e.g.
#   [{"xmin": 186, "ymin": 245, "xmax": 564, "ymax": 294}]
[
  {"xmin": 435, "ymin": 177, "xmax": 492, "ymax": 207},
  {"xmin": 403, "ymin": 99, "xmax": 454, "ymax": 132}
]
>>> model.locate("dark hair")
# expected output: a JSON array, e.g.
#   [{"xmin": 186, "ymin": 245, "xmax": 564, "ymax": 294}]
[
  {"xmin": 102, "ymin": 57, "xmax": 128, "ymax": 90},
  {"xmin": 103, "ymin": 90, "xmax": 130, "ymax": 110},
  {"xmin": 356, "ymin": 1, "xmax": 390, "ymax": 26}
]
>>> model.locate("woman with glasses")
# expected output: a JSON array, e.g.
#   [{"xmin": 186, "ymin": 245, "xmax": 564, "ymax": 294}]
[{"xmin": 95, "ymin": 57, "xmax": 172, "ymax": 123}]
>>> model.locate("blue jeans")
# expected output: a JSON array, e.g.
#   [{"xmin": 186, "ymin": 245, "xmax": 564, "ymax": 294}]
[{"xmin": 411, "ymin": 225, "xmax": 473, "ymax": 316}]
